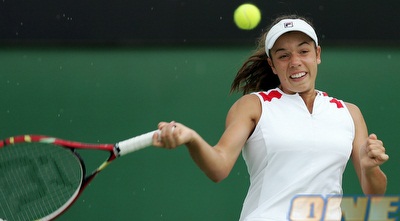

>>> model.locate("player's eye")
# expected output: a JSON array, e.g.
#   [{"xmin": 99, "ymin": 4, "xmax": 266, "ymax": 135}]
[
  {"xmin": 300, "ymin": 50, "xmax": 309, "ymax": 55},
  {"xmin": 278, "ymin": 54, "xmax": 289, "ymax": 59}
]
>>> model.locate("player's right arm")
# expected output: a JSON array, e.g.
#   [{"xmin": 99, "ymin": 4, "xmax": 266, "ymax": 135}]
[{"xmin": 154, "ymin": 94, "xmax": 261, "ymax": 182}]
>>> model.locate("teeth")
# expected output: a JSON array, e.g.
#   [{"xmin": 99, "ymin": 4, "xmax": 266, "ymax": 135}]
[{"xmin": 291, "ymin": 72, "xmax": 306, "ymax": 79}]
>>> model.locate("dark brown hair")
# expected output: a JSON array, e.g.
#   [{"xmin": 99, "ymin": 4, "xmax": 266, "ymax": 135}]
[{"xmin": 230, "ymin": 14, "xmax": 315, "ymax": 95}]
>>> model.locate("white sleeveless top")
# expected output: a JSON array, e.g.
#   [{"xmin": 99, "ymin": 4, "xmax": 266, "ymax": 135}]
[{"xmin": 239, "ymin": 88, "xmax": 355, "ymax": 221}]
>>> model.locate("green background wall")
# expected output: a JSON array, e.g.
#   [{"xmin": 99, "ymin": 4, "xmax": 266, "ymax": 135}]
[{"xmin": 1, "ymin": 45, "xmax": 399, "ymax": 220}]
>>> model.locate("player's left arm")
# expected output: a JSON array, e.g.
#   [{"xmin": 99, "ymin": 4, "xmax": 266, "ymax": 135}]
[{"xmin": 346, "ymin": 102, "xmax": 389, "ymax": 195}]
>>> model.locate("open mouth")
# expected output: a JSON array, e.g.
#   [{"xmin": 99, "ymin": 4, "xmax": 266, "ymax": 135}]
[{"xmin": 290, "ymin": 72, "xmax": 307, "ymax": 79}]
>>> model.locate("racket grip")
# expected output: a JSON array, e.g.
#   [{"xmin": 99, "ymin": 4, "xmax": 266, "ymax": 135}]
[{"xmin": 115, "ymin": 130, "xmax": 159, "ymax": 156}]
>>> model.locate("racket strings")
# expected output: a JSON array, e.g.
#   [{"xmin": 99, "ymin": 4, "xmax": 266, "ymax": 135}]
[{"xmin": 0, "ymin": 142, "xmax": 83, "ymax": 221}]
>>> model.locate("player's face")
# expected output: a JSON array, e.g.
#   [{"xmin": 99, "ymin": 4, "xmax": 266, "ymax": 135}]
[{"xmin": 268, "ymin": 31, "xmax": 321, "ymax": 95}]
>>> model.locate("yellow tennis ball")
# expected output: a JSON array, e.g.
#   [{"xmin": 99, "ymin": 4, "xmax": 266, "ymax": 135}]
[{"xmin": 234, "ymin": 3, "xmax": 261, "ymax": 30}]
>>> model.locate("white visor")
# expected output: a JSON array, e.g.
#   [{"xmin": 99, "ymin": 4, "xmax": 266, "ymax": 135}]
[{"xmin": 265, "ymin": 19, "xmax": 318, "ymax": 57}]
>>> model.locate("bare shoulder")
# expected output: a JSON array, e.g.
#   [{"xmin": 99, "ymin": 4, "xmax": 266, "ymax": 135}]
[
  {"xmin": 345, "ymin": 102, "xmax": 363, "ymax": 119},
  {"xmin": 227, "ymin": 94, "xmax": 262, "ymax": 124},
  {"xmin": 345, "ymin": 102, "xmax": 367, "ymax": 132},
  {"xmin": 235, "ymin": 93, "xmax": 261, "ymax": 107},
  {"xmin": 231, "ymin": 94, "xmax": 261, "ymax": 114}
]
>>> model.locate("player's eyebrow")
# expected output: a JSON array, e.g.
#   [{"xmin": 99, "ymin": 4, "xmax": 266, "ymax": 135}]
[{"xmin": 273, "ymin": 41, "xmax": 311, "ymax": 55}]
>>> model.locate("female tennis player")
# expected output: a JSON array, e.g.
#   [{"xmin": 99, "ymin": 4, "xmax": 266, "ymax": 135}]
[{"xmin": 153, "ymin": 15, "xmax": 389, "ymax": 221}]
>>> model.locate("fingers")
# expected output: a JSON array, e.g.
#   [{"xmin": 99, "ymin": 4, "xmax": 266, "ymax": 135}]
[
  {"xmin": 154, "ymin": 121, "xmax": 179, "ymax": 149},
  {"xmin": 367, "ymin": 148, "xmax": 389, "ymax": 161},
  {"xmin": 369, "ymin": 133, "xmax": 378, "ymax": 140},
  {"xmin": 366, "ymin": 134, "xmax": 389, "ymax": 163}
]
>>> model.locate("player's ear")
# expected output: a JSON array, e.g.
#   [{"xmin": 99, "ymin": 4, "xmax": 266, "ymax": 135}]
[
  {"xmin": 316, "ymin": 46, "xmax": 322, "ymax": 64},
  {"xmin": 267, "ymin": 57, "xmax": 278, "ymax": 75}
]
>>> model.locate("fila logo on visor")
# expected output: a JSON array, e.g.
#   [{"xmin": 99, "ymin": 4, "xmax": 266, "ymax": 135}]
[{"xmin": 284, "ymin": 22, "xmax": 294, "ymax": 28}]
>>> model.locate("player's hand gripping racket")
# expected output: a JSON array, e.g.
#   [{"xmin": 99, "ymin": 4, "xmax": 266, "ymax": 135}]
[{"xmin": 0, "ymin": 130, "xmax": 159, "ymax": 221}]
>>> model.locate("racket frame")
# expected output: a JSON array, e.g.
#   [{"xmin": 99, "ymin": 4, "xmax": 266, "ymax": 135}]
[{"xmin": 0, "ymin": 131, "xmax": 156, "ymax": 220}]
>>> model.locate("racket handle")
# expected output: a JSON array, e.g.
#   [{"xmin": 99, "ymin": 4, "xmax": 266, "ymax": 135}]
[{"xmin": 115, "ymin": 130, "xmax": 159, "ymax": 156}]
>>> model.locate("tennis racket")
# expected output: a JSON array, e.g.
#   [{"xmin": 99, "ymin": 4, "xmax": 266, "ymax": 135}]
[{"xmin": 0, "ymin": 130, "xmax": 159, "ymax": 221}]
